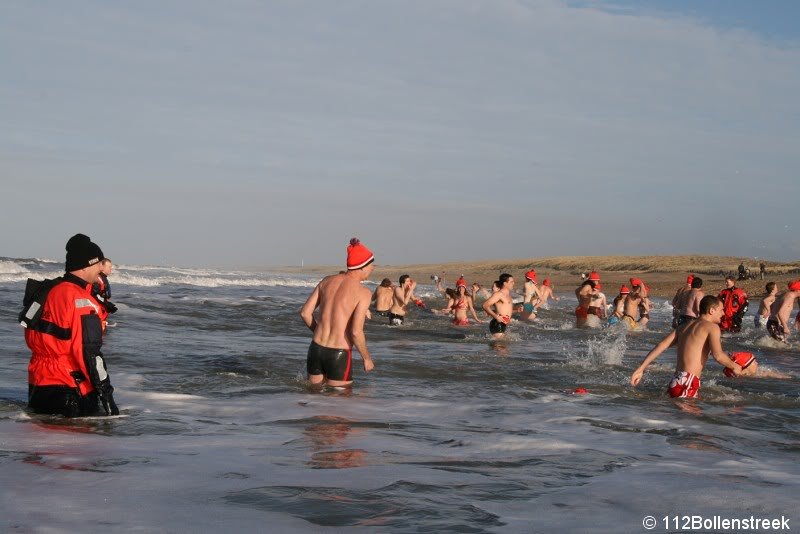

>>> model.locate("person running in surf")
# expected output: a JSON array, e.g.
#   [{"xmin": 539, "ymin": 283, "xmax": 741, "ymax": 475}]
[
  {"xmin": 755, "ymin": 282, "xmax": 777, "ymax": 329},
  {"xmin": 519, "ymin": 270, "xmax": 539, "ymax": 322},
  {"xmin": 766, "ymin": 280, "xmax": 800, "ymax": 343},
  {"xmin": 447, "ymin": 277, "xmax": 482, "ymax": 326},
  {"xmin": 482, "ymin": 273, "xmax": 515, "ymax": 339},
  {"xmin": 631, "ymin": 295, "xmax": 748, "ymax": 399},
  {"xmin": 535, "ymin": 279, "xmax": 560, "ymax": 311},
  {"xmin": 300, "ymin": 238, "xmax": 376, "ymax": 388}
]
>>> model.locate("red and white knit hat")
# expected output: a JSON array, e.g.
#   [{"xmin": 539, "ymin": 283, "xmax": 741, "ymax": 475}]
[{"xmin": 346, "ymin": 238, "xmax": 374, "ymax": 270}]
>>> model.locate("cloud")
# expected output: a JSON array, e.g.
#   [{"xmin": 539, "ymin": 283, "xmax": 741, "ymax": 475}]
[{"xmin": 1, "ymin": 0, "xmax": 798, "ymax": 265}]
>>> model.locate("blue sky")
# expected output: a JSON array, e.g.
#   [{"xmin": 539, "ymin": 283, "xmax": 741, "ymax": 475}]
[{"xmin": 1, "ymin": 0, "xmax": 798, "ymax": 268}]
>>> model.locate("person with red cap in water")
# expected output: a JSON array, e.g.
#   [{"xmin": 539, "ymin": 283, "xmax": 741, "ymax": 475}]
[
  {"xmin": 766, "ymin": 280, "xmax": 800, "ymax": 343},
  {"xmin": 445, "ymin": 277, "xmax": 482, "ymax": 326},
  {"xmin": 620, "ymin": 280, "xmax": 648, "ymax": 330},
  {"xmin": 671, "ymin": 274, "xmax": 695, "ymax": 328},
  {"xmin": 629, "ymin": 278, "xmax": 652, "ymax": 327},
  {"xmin": 535, "ymin": 278, "xmax": 560, "ymax": 311},
  {"xmin": 300, "ymin": 237, "xmax": 376, "ymax": 388},
  {"xmin": 519, "ymin": 269, "xmax": 539, "ymax": 322},
  {"xmin": 631, "ymin": 295, "xmax": 751, "ymax": 399},
  {"xmin": 587, "ymin": 282, "xmax": 608, "ymax": 320},
  {"xmin": 574, "ymin": 271, "xmax": 601, "ymax": 327},
  {"xmin": 609, "ymin": 285, "xmax": 631, "ymax": 325}
]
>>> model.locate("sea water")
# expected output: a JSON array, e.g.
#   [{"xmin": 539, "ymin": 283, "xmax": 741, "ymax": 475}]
[{"xmin": 1, "ymin": 258, "xmax": 798, "ymax": 533}]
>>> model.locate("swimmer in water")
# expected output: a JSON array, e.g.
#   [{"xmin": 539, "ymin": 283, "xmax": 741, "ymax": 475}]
[
  {"xmin": 671, "ymin": 274, "xmax": 695, "ymax": 328},
  {"xmin": 535, "ymin": 279, "xmax": 560, "ymax": 310},
  {"xmin": 755, "ymin": 282, "xmax": 777, "ymax": 329},
  {"xmin": 388, "ymin": 274, "xmax": 422, "ymax": 326},
  {"xmin": 631, "ymin": 295, "xmax": 748, "ymax": 399},
  {"xmin": 371, "ymin": 278, "xmax": 394, "ymax": 319},
  {"xmin": 588, "ymin": 282, "xmax": 608, "ymax": 320},
  {"xmin": 300, "ymin": 237, "xmax": 375, "ymax": 388},
  {"xmin": 676, "ymin": 276, "xmax": 705, "ymax": 328},
  {"xmin": 447, "ymin": 278, "xmax": 482, "ymax": 326},
  {"xmin": 518, "ymin": 270, "xmax": 539, "ymax": 322},
  {"xmin": 766, "ymin": 280, "xmax": 800, "ymax": 343},
  {"xmin": 575, "ymin": 271, "xmax": 601, "ymax": 327},
  {"xmin": 482, "ymin": 273, "xmax": 515, "ymax": 339}
]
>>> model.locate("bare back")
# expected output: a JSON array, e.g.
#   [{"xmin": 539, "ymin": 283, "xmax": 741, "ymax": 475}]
[
  {"xmin": 770, "ymin": 291, "xmax": 799, "ymax": 324},
  {"xmin": 374, "ymin": 286, "xmax": 394, "ymax": 312},
  {"xmin": 674, "ymin": 319, "xmax": 720, "ymax": 377},
  {"xmin": 308, "ymin": 274, "xmax": 370, "ymax": 350},
  {"xmin": 682, "ymin": 289, "xmax": 704, "ymax": 317}
]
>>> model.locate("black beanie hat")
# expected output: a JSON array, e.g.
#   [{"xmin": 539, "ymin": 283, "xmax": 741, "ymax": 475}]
[{"xmin": 65, "ymin": 233, "xmax": 104, "ymax": 272}]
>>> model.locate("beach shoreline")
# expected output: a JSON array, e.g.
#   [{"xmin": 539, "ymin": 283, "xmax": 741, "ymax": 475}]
[{"xmin": 278, "ymin": 255, "xmax": 800, "ymax": 299}]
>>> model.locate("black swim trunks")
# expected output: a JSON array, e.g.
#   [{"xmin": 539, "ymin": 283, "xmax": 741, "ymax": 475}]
[
  {"xmin": 766, "ymin": 318, "xmax": 787, "ymax": 342},
  {"xmin": 307, "ymin": 341, "xmax": 352, "ymax": 381},
  {"xmin": 489, "ymin": 318, "xmax": 507, "ymax": 334},
  {"xmin": 374, "ymin": 309, "xmax": 390, "ymax": 318},
  {"xmin": 388, "ymin": 312, "xmax": 404, "ymax": 326}
]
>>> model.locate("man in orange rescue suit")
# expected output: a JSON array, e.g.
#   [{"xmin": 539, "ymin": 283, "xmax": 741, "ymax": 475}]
[
  {"xmin": 24, "ymin": 234, "xmax": 119, "ymax": 417},
  {"xmin": 718, "ymin": 275, "xmax": 748, "ymax": 333}
]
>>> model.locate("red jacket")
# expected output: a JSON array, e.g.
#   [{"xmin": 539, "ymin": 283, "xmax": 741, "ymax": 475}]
[{"xmin": 26, "ymin": 274, "xmax": 104, "ymax": 396}]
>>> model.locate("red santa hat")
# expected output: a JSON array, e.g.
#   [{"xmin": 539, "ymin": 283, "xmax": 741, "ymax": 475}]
[
  {"xmin": 620, "ymin": 285, "xmax": 630, "ymax": 294},
  {"xmin": 456, "ymin": 277, "xmax": 467, "ymax": 288},
  {"xmin": 525, "ymin": 270, "xmax": 537, "ymax": 282},
  {"xmin": 542, "ymin": 279, "xmax": 551, "ymax": 287},
  {"xmin": 588, "ymin": 271, "xmax": 600, "ymax": 281},
  {"xmin": 789, "ymin": 280, "xmax": 800, "ymax": 291},
  {"xmin": 346, "ymin": 238, "xmax": 374, "ymax": 270}
]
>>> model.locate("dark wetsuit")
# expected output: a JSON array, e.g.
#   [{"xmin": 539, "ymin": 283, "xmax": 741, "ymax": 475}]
[
  {"xmin": 489, "ymin": 318, "xmax": 507, "ymax": 334},
  {"xmin": 307, "ymin": 341, "xmax": 352, "ymax": 382}
]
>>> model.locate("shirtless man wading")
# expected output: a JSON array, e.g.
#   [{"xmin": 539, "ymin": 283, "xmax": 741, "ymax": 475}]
[
  {"xmin": 631, "ymin": 295, "xmax": 749, "ymax": 399},
  {"xmin": 482, "ymin": 273, "xmax": 515, "ymax": 339},
  {"xmin": 388, "ymin": 274, "xmax": 419, "ymax": 326},
  {"xmin": 766, "ymin": 280, "xmax": 800, "ymax": 343},
  {"xmin": 300, "ymin": 238, "xmax": 376, "ymax": 387},
  {"xmin": 371, "ymin": 278, "xmax": 394, "ymax": 318}
]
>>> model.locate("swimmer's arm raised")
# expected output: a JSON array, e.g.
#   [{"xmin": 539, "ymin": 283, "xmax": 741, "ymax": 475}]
[
  {"xmin": 300, "ymin": 285, "xmax": 321, "ymax": 332},
  {"xmin": 630, "ymin": 330, "xmax": 677, "ymax": 386},
  {"xmin": 351, "ymin": 292, "xmax": 374, "ymax": 372}
]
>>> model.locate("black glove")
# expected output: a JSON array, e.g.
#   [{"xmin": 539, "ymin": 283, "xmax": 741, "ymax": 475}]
[
  {"xmin": 104, "ymin": 301, "xmax": 118, "ymax": 314},
  {"xmin": 98, "ymin": 378, "xmax": 120, "ymax": 416}
]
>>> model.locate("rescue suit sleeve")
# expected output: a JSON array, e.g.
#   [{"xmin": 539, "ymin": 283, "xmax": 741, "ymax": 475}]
[{"xmin": 81, "ymin": 313, "xmax": 119, "ymax": 415}]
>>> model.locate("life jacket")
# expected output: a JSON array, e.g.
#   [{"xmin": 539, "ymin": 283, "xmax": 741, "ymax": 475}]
[
  {"xmin": 718, "ymin": 287, "xmax": 748, "ymax": 331},
  {"xmin": 23, "ymin": 274, "xmax": 104, "ymax": 396},
  {"xmin": 19, "ymin": 276, "xmax": 65, "ymax": 335}
]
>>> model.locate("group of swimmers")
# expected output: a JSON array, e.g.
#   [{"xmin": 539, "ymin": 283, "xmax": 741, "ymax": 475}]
[{"xmin": 300, "ymin": 238, "xmax": 799, "ymax": 401}]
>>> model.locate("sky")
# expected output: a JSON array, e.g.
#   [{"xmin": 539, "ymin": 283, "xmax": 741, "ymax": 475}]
[{"xmin": 1, "ymin": 0, "xmax": 798, "ymax": 268}]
